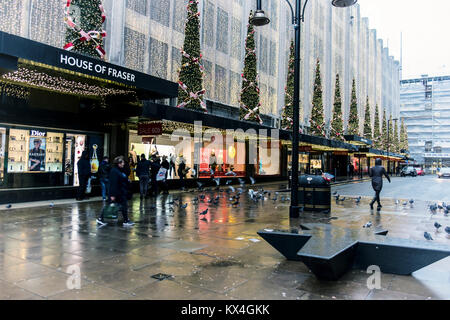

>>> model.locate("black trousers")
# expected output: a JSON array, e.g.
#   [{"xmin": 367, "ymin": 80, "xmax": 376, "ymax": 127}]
[
  {"xmin": 370, "ymin": 190, "xmax": 381, "ymax": 207},
  {"xmin": 77, "ymin": 175, "xmax": 89, "ymax": 199}
]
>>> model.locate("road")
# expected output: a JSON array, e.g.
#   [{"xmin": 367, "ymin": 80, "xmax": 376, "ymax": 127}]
[{"xmin": 333, "ymin": 175, "xmax": 450, "ymax": 202}]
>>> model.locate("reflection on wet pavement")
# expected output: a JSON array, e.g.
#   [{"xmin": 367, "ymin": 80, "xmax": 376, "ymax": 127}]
[{"xmin": 0, "ymin": 182, "xmax": 449, "ymax": 300}]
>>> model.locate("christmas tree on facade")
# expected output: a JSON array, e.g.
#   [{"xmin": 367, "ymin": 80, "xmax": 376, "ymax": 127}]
[
  {"xmin": 400, "ymin": 118, "xmax": 409, "ymax": 153},
  {"xmin": 309, "ymin": 59, "xmax": 325, "ymax": 137},
  {"xmin": 281, "ymin": 40, "xmax": 295, "ymax": 130},
  {"xmin": 363, "ymin": 96, "xmax": 372, "ymax": 140},
  {"xmin": 64, "ymin": 0, "xmax": 107, "ymax": 59},
  {"xmin": 177, "ymin": 0, "xmax": 206, "ymax": 112},
  {"xmin": 388, "ymin": 114, "xmax": 394, "ymax": 152},
  {"xmin": 393, "ymin": 119, "xmax": 399, "ymax": 153},
  {"xmin": 381, "ymin": 108, "xmax": 388, "ymax": 151},
  {"xmin": 239, "ymin": 11, "xmax": 262, "ymax": 123},
  {"xmin": 373, "ymin": 105, "xmax": 381, "ymax": 149},
  {"xmin": 330, "ymin": 74, "xmax": 344, "ymax": 140},
  {"xmin": 347, "ymin": 79, "xmax": 359, "ymax": 136}
]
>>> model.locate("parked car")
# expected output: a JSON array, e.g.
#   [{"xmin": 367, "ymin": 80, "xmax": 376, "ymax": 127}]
[
  {"xmin": 415, "ymin": 167, "xmax": 425, "ymax": 176},
  {"xmin": 401, "ymin": 166, "xmax": 417, "ymax": 177},
  {"xmin": 437, "ymin": 167, "xmax": 450, "ymax": 178}
]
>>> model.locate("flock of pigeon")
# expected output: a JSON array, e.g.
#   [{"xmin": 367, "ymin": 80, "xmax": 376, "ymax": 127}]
[
  {"xmin": 424, "ymin": 202, "xmax": 450, "ymax": 240},
  {"xmin": 159, "ymin": 177, "xmax": 293, "ymax": 223}
]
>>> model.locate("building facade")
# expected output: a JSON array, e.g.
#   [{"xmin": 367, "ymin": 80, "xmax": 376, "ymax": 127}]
[
  {"xmin": 400, "ymin": 75, "xmax": 450, "ymax": 170},
  {"xmin": 0, "ymin": 0, "xmax": 400, "ymax": 132}
]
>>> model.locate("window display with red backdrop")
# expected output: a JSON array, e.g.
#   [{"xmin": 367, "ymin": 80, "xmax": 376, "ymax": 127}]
[{"xmin": 198, "ymin": 141, "xmax": 246, "ymax": 178}]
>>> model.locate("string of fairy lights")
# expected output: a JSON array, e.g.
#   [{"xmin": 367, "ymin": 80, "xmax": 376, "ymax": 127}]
[{"xmin": 1, "ymin": 67, "xmax": 137, "ymax": 98}]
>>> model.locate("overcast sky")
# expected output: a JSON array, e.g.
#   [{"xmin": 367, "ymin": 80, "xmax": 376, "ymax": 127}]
[{"xmin": 357, "ymin": 0, "xmax": 450, "ymax": 80}]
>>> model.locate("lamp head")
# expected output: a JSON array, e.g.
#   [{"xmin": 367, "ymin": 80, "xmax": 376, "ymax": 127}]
[
  {"xmin": 331, "ymin": 0, "xmax": 357, "ymax": 7},
  {"xmin": 250, "ymin": 10, "xmax": 270, "ymax": 26}
]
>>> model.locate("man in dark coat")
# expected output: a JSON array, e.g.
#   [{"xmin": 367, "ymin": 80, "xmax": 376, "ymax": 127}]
[
  {"xmin": 98, "ymin": 156, "xmax": 111, "ymax": 201},
  {"xmin": 369, "ymin": 158, "xmax": 391, "ymax": 210},
  {"xmin": 150, "ymin": 155, "xmax": 161, "ymax": 196},
  {"xmin": 136, "ymin": 154, "xmax": 151, "ymax": 199},
  {"xmin": 97, "ymin": 156, "xmax": 134, "ymax": 227},
  {"xmin": 76, "ymin": 150, "xmax": 91, "ymax": 201}
]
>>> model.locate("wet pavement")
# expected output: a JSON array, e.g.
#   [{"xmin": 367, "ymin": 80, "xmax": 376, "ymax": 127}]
[{"xmin": 0, "ymin": 181, "xmax": 450, "ymax": 300}]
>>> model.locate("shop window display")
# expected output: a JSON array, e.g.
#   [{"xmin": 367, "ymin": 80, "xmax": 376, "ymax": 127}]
[
  {"xmin": 0, "ymin": 128, "xmax": 5, "ymax": 184},
  {"xmin": 257, "ymin": 140, "xmax": 281, "ymax": 176},
  {"xmin": 198, "ymin": 141, "xmax": 246, "ymax": 178}
]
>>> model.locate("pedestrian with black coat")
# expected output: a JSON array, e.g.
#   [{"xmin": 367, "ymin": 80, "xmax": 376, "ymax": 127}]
[
  {"xmin": 177, "ymin": 154, "xmax": 187, "ymax": 190},
  {"xmin": 160, "ymin": 155, "xmax": 170, "ymax": 194},
  {"xmin": 97, "ymin": 156, "xmax": 134, "ymax": 227},
  {"xmin": 369, "ymin": 158, "xmax": 391, "ymax": 211},
  {"xmin": 76, "ymin": 150, "xmax": 91, "ymax": 201},
  {"xmin": 136, "ymin": 154, "xmax": 151, "ymax": 199},
  {"xmin": 98, "ymin": 156, "xmax": 111, "ymax": 201},
  {"xmin": 150, "ymin": 155, "xmax": 161, "ymax": 196}
]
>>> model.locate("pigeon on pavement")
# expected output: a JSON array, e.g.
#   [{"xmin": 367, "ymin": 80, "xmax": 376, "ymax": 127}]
[
  {"xmin": 424, "ymin": 232, "xmax": 433, "ymax": 241},
  {"xmin": 434, "ymin": 222, "xmax": 442, "ymax": 231},
  {"xmin": 199, "ymin": 208, "xmax": 208, "ymax": 215},
  {"xmin": 445, "ymin": 227, "xmax": 450, "ymax": 235},
  {"xmin": 363, "ymin": 221, "xmax": 372, "ymax": 228},
  {"xmin": 6, "ymin": 204, "xmax": 11, "ymax": 209},
  {"xmin": 180, "ymin": 203, "xmax": 188, "ymax": 209},
  {"xmin": 355, "ymin": 196, "xmax": 361, "ymax": 204}
]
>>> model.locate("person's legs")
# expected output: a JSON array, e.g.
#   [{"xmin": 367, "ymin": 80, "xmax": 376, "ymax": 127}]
[
  {"xmin": 375, "ymin": 190, "xmax": 382, "ymax": 208},
  {"xmin": 77, "ymin": 175, "xmax": 88, "ymax": 200},
  {"xmin": 120, "ymin": 199, "xmax": 129, "ymax": 223},
  {"xmin": 100, "ymin": 179, "xmax": 107, "ymax": 200}
]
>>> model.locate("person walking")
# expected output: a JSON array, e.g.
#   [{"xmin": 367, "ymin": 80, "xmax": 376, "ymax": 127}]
[
  {"xmin": 369, "ymin": 158, "xmax": 391, "ymax": 211},
  {"xmin": 150, "ymin": 155, "xmax": 161, "ymax": 196},
  {"xmin": 177, "ymin": 154, "xmax": 187, "ymax": 190},
  {"xmin": 98, "ymin": 156, "xmax": 111, "ymax": 201},
  {"xmin": 160, "ymin": 155, "xmax": 170, "ymax": 194},
  {"xmin": 76, "ymin": 150, "xmax": 91, "ymax": 201},
  {"xmin": 97, "ymin": 156, "xmax": 134, "ymax": 227},
  {"xmin": 136, "ymin": 154, "xmax": 151, "ymax": 199},
  {"xmin": 169, "ymin": 153, "xmax": 176, "ymax": 178}
]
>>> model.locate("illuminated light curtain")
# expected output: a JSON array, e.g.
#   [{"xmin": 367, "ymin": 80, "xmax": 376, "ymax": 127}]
[
  {"xmin": 124, "ymin": 27, "xmax": 146, "ymax": 72},
  {"xmin": 31, "ymin": 0, "xmax": 65, "ymax": 48},
  {"xmin": 126, "ymin": 0, "xmax": 147, "ymax": 15},
  {"xmin": 0, "ymin": 0, "xmax": 22, "ymax": 35},
  {"xmin": 149, "ymin": 37, "xmax": 168, "ymax": 79}
]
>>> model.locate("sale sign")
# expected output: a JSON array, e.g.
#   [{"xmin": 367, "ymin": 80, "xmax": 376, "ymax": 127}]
[{"xmin": 138, "ymin": 122, "xmax": 163, "ymax": 136}]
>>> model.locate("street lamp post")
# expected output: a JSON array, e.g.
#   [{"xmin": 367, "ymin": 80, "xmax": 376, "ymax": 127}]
[{"xmin": 250, "ymin": 0, "xmax": 357, "ymax": 218}]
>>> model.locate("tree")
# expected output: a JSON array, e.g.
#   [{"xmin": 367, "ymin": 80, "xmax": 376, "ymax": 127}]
[
  {"xmin": 373, "ymin": 104, "xmax": 381, "ymax": 149},
  {"xmin": 239, "ymin": 11, "xmax": 262, "ymax": 123},
  {"xmin": 330, "ymin": 74, "xmax": 344, "ymax": 140},
  {"xmin": 381, "ymin": 108, "xmax": 388, "ymax": 151},
  {"xmin": 400, "ymin": 118, "xmax": 409, "ymax": 153},
  {"xmin": 393, "ymin": 119, "xmax": 399, "ymax": 153},
  {"xmin": 309, "ymin": 59, "xmax": 325, "ymax": 137},
  {"xmin": 64, "ymin": 0, "xmax": 107, "ymax": 59},
  {"xmin": 347, "ymin": 79, "xmax": 359, "ymax": 136},
  {"xmin": 388, "ymin": 114, "xmax": 394, "ymax": 153},
  {"xmin": 281, "ymin": 40, "xmax": 295, "ymax": 130},
  {"xmin": 363, "ymin": 96, "xmax": 372, "ymax": 140},
  {"xmin": 177, "ymin": 0, "xmax": 206, "ymax": 112}
]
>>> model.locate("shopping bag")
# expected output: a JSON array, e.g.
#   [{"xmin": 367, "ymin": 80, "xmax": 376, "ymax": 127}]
[
  {"xmin": 102, "ymin": 203, "xmax": 119, "ymax": 219},
  {"xmin": 86, "ymin": 177, "xmax": 92, "ymax": 194},
  {"xmin": 156, "ymin": 167, "xmax": 168, "ymax": 181}
]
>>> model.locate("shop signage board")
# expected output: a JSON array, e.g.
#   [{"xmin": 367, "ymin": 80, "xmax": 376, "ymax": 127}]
[
  {"xmin": 138, "ymin": 122, "xmax": 163, "ymax": 136},
  {"xmin": 298, "ymin": 146, "xmax": 312, "ymax": 152},
  {"xmin": 0, "ymin": 31, "xmax": 178, "ymax": 98},
  {"xmin": 333, "ymin": 151, "xmax": 348, "ymax": 156}
]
